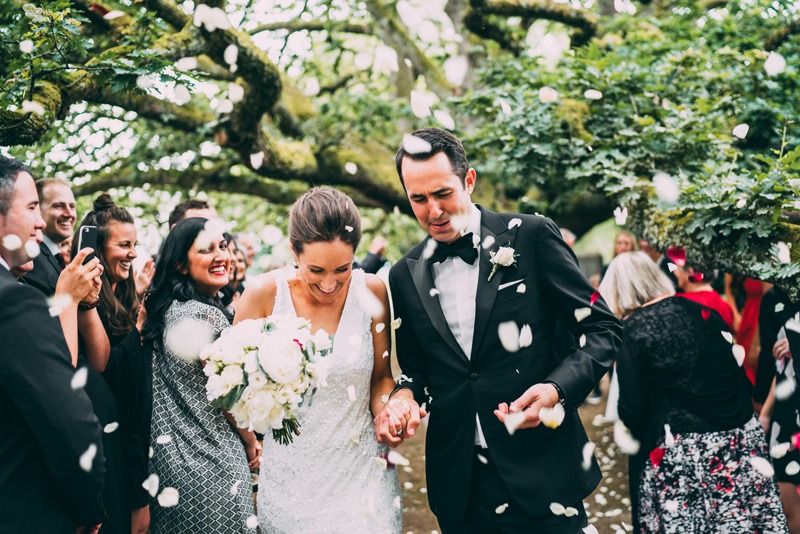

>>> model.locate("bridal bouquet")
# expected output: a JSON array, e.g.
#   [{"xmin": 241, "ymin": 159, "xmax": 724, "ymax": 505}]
[{"xmin": 200, "ymin": 316, "xmax": 332, "ymax": 444}]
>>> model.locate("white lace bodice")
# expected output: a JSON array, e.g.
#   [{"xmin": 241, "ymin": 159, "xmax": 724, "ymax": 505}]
[{"xmin": 257, "ymin": 269, "xmax": 401, "ymax": 534}]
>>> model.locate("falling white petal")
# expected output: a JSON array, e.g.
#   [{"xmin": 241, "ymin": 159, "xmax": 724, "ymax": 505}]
[
  {"xmin": 228, "ymin": 84, "xmax": 245, "ymax": 103},
  {"xmin": 24, "ymin": 240, "xmax": 40, "ymax": 258},
  {"xmin": 653, "ymin": 172, "xmax": 680, "ymax": 203},
  {"xmin": 156, "ymin": 434, "xmax": 172, "ymax": 445},
  {"xmin": 538, "ymin": 87, "xmax": 558, "ymax": 103},
  {"xmin": 549, "ymin": 502, "xmax": 566, "ymax": 515},
  {"xmin": 613, "ymin": 206, "xmax": 628, "ymax": 226},
  {"xmin": 444, "ymin": 55, "xmax": 469, "ymax": 86},
  {"xmin": 355, "ymin": 283, "xmax": 384, "ymax": 318},
  {"xmin": 477, "ymin": 453, "xmax": 488, "ymax": 464},
  {"xmin": 721, "ymin": 331, "xmax": 733, "ymax": 344},
  {"xmin": 345, "ymin": 162, "xmax": 358, "ymax": 175},
  {"xmin": 771, "ymin": 442, "xmax": 790, "ymax": 459},
  {"xmin": 230, "ymin": 480, "xmax": 242, "ymax": 495},
  {"xmin": 372, "ymin": 45, "xmax": 399, "ymax": 75},
  {"xmin": 303, "ymin": 77, "xmax": 320, "ymax": 97},
  {"xmin": 503, "ymin": 410, "xmax": 526, "ymax": 435},
  {"xmin": 175, "ymin": 57, "xmax": 198, "ymax": 71},
  {"xmin": 429, "ymin": 288, "xmax": 440, "ymax": 297},
  {"xmin": 732, "ymin": 124, "xmax": 749, "ymax": 139},
  {"xmin": 481, "ymin": 236, "xmax": 496, "ymax": 250},
  {"xmin": 157, "ymin": 487, "xmax": 180, "ymax": 507},
  {"xmin": 776, "ymin": 303, "xmax": 785, "ymax": 313},
  {"xmin": 165, "ymin": 317, "xmax": 215, "ymax": 361},
  {"xmin": 574, "ymin": 307, "xmax": 591, "ymax": 323},
  {"xmin": 664, "ymin": 424, "xmax": 675, "ymax": 447},
  {"xmin": 347, "ymin": 384, "xmax": 357, "ymax": 401},
  {"xmin": 564, "ymin": 507, "xmax": 579, "ymax": 517},
  {"xmin": 403, "ymin": 134, "xmax": 432, "ymax": 155},
  {"xmin": 516, "ymin": 283, "xmax": 526, "ymax": 294},
  {"xmin": 173, "ymin": 84, "xmax": 191, "ymax": 105},
  {"xmin": 433, "ymin": 109, "xmax": 455, "ymax": 130},
  {"xmin": 21, "ymin": 100, "xmax": 45, "ymax": 116},
  {"xmin": 732, "ymin": 344, "xmax": 746, "ymax": 366},
  {"xmin": 142, "ymin": 474, "xmax": 160, "ymax": 497},
  {"xmin": 104, "ymin": 422, "xmax": 119, "ymax": 433},
  {"xmin": 764, "ymin": 52, "xmax": 786, "ymax": 76},
  {"xmin": 539, "ymin": 403, "xmax": 565, "ymax": 429},
  {"xmin": 584, "ymin": 89, "xmax": 603, "ymax": 100},
  {"xmin": 410, "ymin": 90, "xmax": 434, "ymax": 119},
  {"xmin": 79, "ymin": 444, "xmax": 97, "ymax": 472},
  {"xmin": 216, "ymin": 99, "xmax": 234, "ymax": 113},
  {"xmin": 19, "ymin": 40, "xmax": 34, "ymax": 53},
  {"xmin": 776, "ymin": 242, "xmax": 791, "ymax": 264},
  {"xmin": 375, "ymin": 323, "xmax": 386, "ymax": 334},
  {"xmin": 250, "ymin": 152, "xmax": 264, "ymax": 169},
  {"xmin": 508, "ymin": 218, "xmax": 522, "ymax": 230},
  {"xmin": 388, "ymin": 450, "xmax": 410, "ymax": 466},
  {"xmin": 71, "ymin": 367, "xmax": 88, "ymax": 390},
  {"xmin": 518, "ymin": 325, "xmax": 533, "ymax": 348},
  {"xmin": 391, "ymin": 318, "xmax": 402, "ymax": 329},
  {"xmin": 224, "ymin": 44, "xmax": 238, "ymax": 66},
  {"xmin": 495, "ymin": 503, "xmax": 509, "ymax": 514},
  {"xmin": 48, "ymin": 294, "xmax": 73, "ymax": 317},
  {"xmin": 736, "ymin": 198, "xmax": 747, "ymax": 208},
  {"xmin": 668, "ymin": 262, "xmax": 678, "ymax": 273},
  {"xmin": 382, "ymin": 351, "xmax": 389, "ymax": 358},
  {"xmin": 775, "ymin": 379, "xmax": 795, "ymax": 400},
  {"xmin": 2, "ymin": 234, "xmax": 22, "ymax": 251},
  {"xmin": 354, "ymin": 52, "xmax": 372, "ymax": 70},
  {"xmin": 498, "ymin": 321, "xmax": 521, "ymax": 352},
  {"xmin": 583, "ymin": 526, "xmax": 599, "ymax": 534},
  {"xmin": 581, "ymin": 442, "xmax": 595, "ymax": 471},
  {"xmin": 579, "ymin": 334, "xmax": 587, "ymax": 347},
  {"xmin": 749, "ymin": 456, "xmax": 775, "ymax": 477},
  {"xmin": 498, "ymin": 98, "xmax": 512, "ymax": 116},
  {"xmin": 245, "ymin": 515, "xmax": 258, "ymax": 528},
  {"xmin": 103, "ymin": 10, "xmax": 125, "ymax": 20},
  {"xmin": 613, "ymin": 420, "xmax": 640, "ymax": 454},
  {"xmin": 786, "ymin": 462, "xmax": 800, "ymax": 476}
]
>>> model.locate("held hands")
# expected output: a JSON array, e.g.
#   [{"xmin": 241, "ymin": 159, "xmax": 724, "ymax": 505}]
[
  {"xmin": 494, "ymin": 383, "xmax": 560, "ymax": 430},
  {"xmin": 374, "ymin": 390, "xmax": 427, "ymax": 448},
  {"xmin": 244, "ymin": 435, "xmax": 262, "ymax": 471},
  {"xmin": 56, "ymin": 248, "xmax": 103, "ymax": 306}
]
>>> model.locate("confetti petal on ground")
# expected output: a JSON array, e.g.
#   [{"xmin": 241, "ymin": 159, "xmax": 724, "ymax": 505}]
[
  {"xmin": 495, "ymin": 503, "xmax": 509, "ymax": 514},
  {"xmin": 749, "ymin": 456, "xmax": 775, "ymax": 477},
  {"xmin": 71, "ymin": 367, "xmax": 88, "ymax": 390},
  {"xmin": 79, "ymin": 444, "xmax": 97, "ymax": 472},
  {"xmin": 157, "ymin": 487, "xmax": 180, "ymax": 507},
  {"xmin": 574, "ymin": 307, "xmax": 591, "ymax": 323},
  {"xmin": 498, "ymin": 321, "xmax": 520, "ymax": 352},
  {"xmin": 104, "ymin": 422, "xmax": 119, "ymax": 433},
  {"xmin": 583, "ymin": 526, "xmax": 599, "ymax": 534},
  {"xmin": 403, "ymin": 481, "xmax": 413, "ymax": 489},
  {"xmin": 582, "ymin": 442, "xmax": 596, "ymax": 471},
  {"xmin": 143, "ymin": 474, "xmax": 160, "ymax": 497}
]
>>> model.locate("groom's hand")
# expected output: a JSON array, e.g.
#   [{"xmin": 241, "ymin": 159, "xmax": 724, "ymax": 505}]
[
  {"xmin": 493, "ymin": 383, "xmax": 559, "ymax": 430},
  {"xmin": 374, "ymin": 389, "xmax": 427, "ymax": 448}
]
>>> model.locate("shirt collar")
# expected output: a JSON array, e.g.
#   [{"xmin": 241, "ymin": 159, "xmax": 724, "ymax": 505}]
[
  {"xmin": 0, "ymin": 255, "xmax": 9, "ymax": 271},
  {"xmin": 42, "ymin": 234, "xmax": 60, "ymax": 256}
]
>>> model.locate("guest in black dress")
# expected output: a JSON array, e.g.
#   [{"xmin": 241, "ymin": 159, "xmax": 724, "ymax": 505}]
[
  {"xmin": 76, "ymin": 194, "xmax": 152, "ymax": 534},
  {"xmin": 599, "ymin": 251, "xmax": 788, "ymax": 534}
]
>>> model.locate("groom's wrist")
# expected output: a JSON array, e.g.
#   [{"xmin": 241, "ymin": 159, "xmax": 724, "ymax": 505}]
[
  {"xmin": 543, "ymin": 380, "xmax": 566, "ymax": 408},
  {"xmin": 389, "ymin": 385, "xmax": 413, "ymax": 401}
]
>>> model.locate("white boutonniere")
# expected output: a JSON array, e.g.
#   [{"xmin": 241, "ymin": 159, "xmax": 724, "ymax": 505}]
[{"xmin": 488, "ymin": 245, "xmax": 518, "ymax": 282}]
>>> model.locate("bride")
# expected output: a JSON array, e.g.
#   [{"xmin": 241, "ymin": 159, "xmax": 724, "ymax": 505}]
[{"xmin": 234, "ymin": 187, "xmax": 423, "ymax": 533}]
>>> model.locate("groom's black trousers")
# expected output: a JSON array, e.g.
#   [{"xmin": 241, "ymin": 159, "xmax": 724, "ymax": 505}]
[{"xmin": 437, "ymin": 448, "xmax": 589, "ymax": 534}]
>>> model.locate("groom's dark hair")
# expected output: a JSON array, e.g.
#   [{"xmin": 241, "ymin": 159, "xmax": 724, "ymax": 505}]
[{"xmin": 394, "ymin": 127, "xmax": 469, "ymax": 188}]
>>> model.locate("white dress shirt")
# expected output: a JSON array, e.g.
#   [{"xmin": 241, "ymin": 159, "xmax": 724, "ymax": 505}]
[
  {"xmin": 431, "ymin": 204, "xmax": 488, "ymax": 447},
  {"xmin": 42, "ymin": 234, "xmax": 60, "ymax": 256}
]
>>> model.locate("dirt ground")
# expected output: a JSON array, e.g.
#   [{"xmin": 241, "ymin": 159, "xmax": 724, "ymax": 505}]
[{"xmin": 397, "ymin": 382, "xmax": 634, "ymax": 533}]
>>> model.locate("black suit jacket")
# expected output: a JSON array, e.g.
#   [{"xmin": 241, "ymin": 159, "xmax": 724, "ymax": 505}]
[
  {"xmin": 23, "ymin": 241, "xmax": 63, "ymax": 295},
  {"xmin": 0, "ymin": 265, "xmax": 106, "ymax": 532},
  {"xmin": 389, "ymin": 207, "xmax": 622, "ymax": 521}
]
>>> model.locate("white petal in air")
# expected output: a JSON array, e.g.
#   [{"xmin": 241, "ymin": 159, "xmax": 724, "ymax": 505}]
[
  {"xmin": 786, "ymin": 462, "xmax": 800, "ymax": 476},
  {"xmin": 142, "ymin": 474, "xmax": 159, "ymax": 497},
  {"xmin": 175, "ymin": 57, "xmax": 198, "ymax": 71},
  {"xmin": 477, "ymin": 453, "xmax": 488, "ymax": 464},
  {"xmin": 104, "ymin": 422, "xmax": 119, "ymax": 433},
  {"xmin": 539, "ymin": 403, "xmax": 565, "ymax": 429},
  {"xmin": 403, "ymin": 134, "xmax": 432, "ymax": 155},
  {"xmin": 103, "ymin": 10, "xmax": 125, "ymax": 20},
  {"xmin": 508, "ymin": 218, "xmax": 522, "ymax": 230},
  {"xmin": 664, "ymin": 423, "xmax": 675, "ymax": 447},
  {"xmin": 775, "ymin": 379, "xmax": 795, "ymax": 400},
  {"xmin": 579, "ymin": 334, "xmax": 587, "ymax": 347},
  {"xmin": 410, "ymin": 90, "xmax": 434, "ymax": 119},
  {"xmin": 228, "ymin": 84, "xmax": 245, "ymax": 103},
  {"xmin": 776, "ymin": 242, "xmax": 791, "ymax": 264},
  {"xmin": 482, "ymin": 235, "xmax": 496, "ymax": 250},
  {"xmin": 581, "ymin": 442, "xmax": 595, "ymax": 471},
  {"xmin": 764, "ymin": 52, "xmax": 786, "ymax": 76},
  {"xmin": 434, "ymin": 109, "xmax": 455, "ymax": 129},
  {"xmin": 344, "ymin": 162, "xmax": 358, "ymax": 175},
  {"xmin": 230, "ymin": 480, "xmax": 242, "ymax": 495},
  {"xmin": 216, "ymin": 99, "xmax": 233, "ymax": 113},
  {"xmin": 574, "ymin": 307, "xmax": 591, "ymax": 323},
  {"xmin": 165, "ymin": 317, "xmax": 215, "ymax": 361},
  {"xmin": 771, "ymin": 442, "xmax": 791, "ymax": 459},
  {"xmin": 518, "ymin": 324, "xmax": 533, "ymax": 348},
  {"xmin": 498, "ymin": 321, "xmax": 520, "ymax": 352},
  {"xmin": 391, "ymin": 318, "xmax": 402, "ymax": 330},
  {"xmin": 736, "ymin": 198, "xmax": 747, "ymax": 209},
  {"xmin": 250, "ymin": 152, "xmax": 264, "ymax": 170},
  {"xmin": 246, "ymin": 515, "xmax": 259, "ymax": 528},
  {"xmin": 516, "ymin": 283, "xmax": 526, "ymax": 294},
  {"xmin": 776, "ymin": 303, "xmax": 785, "ymax": 313},
  {"xmin": 19, "ymin": 40, "xmax": 34, "ymax": 53},
  {"xmin": 156, "ymin": 434, "xmax": 172, "ymax": 445},
  {"xmin": 2, "ymin": 234, "xmax": 22, "ymax": 251},
  {"xmin": 444, "ymin": 55, "xmax": 469, "ymax": 86},
  {"xmin": 157, "ymin": 487, "xmax": 180, "ymax": 507},
  {"xmin": 549, "ymin": 502, "xmax": 566, "ymax": 515},
  {"xmin": 48, "ymin": 294, "xmax": 74, "ymax": 317},
  {"xmin": 21, "ymin": 100, "xmax": 45, "ymax": 116},
  {"xmin": 387, "ymin": 450, "xmax": 410, "ymax": 466},
  {"xmin": 502, "ymin": 410, "xmax": 526, "ymax": 435},
  {"xmin": 25, "ymin": 239, "xmax": 40, "ymax": 258},
  {"xmin": 354, "ymin": 52, "xmax": 372, "ymax": 70},
  {"xmin": 71, "ymin": 367, "xmax": 88, "ymax": 390},
  {"xmin": 372, "ymin": 45, "xmax": 399, "ymax": 75},
  {"xmin": 260, "ymin": 225, "xmax": 283, "ymax": 246},
  {"xmin": 79, "ymin": 444, "xmax": 97, "ymax": 472},
  {"xmin": 538, "ymin": 86, "xmax": 558, "ymax": 103},
  {"xmin": 668, "ymin": 262, "xmax": 677, "ymax": 273},
  {"xmin": 732, "ymin": 344, "xmax": 746, "ymax": 366},
  {"xmin": 749, "ymin": 456, "xmax": 775, "ymax": 478},
  {"xmin": 429, "ymin": 288, "xmax": 440, "ymax": 297},
  {"xmin": 564, "ymin": 507, "xmax": 579, "ymax": 517},
  {"xmin": 721, "ymin": 331, "xmax": 733, "ymax": 344},
  {"xmin": 613, "ymin": 206, "xmax": 628, "ymax": 226},
  {"xmin": 303, "ymin": 77, "xmax": 320, "ymax": 97},
  {"xmin": 613, "ymin": 420, "xmax": 640, "ymax": 454},
  {"xmin": 584, "ymin": 526, "xmax": 600, "ymax": 534},
  {"xmin": 173, "ymin": 84, "xmax": 191, "ymax": 105},
  {"xmin": 375, "ymin": 323, "xmax": 385, "ymax": 333},
  {"xmin": 732, "ymin": 124, "xmax": 749, "ymax": 139},
  {"xmin": 495, "ymin": 503, "xmax": 509, "ymax": 514},
  {"xmin": 224, "ymin": 44, "xmax": 238, "ymax": 66},
  {"xmin": 347, "ymin": 384, "xmax": 357, "ymax": 401},
  {"xmin": 584, "ymin": 89, "xmax": 603, "ymax": 100},
  {"xmin": 653, "ymin": 172, "xmax": 680, "ymax": 203},
  {"xmin": 498, "ymin": 98, "xmax": 512, "ymax": 116}
]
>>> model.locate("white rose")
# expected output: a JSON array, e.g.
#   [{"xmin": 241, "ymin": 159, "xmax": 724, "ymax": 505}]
[
  {"xmin": 203, "ymin": 360, "xmax": 219, "ymax": 377},
  {"xmin": 257, "ymin": 335, "xmax": 304, "ymax": 384},
  {"xmin": 231, "ymin": 319, "xmax": 266, "ymax": 344},
  {"xmin": 269, "ymin": 404, "xmax": 287, "ymax": 429},
  {"xmin": 220, "ymin": 365, "xmax": 244, "ymax": 389},
  {"xmin": 243, "ymin": 350, "xmax": 259, "ymax": 374},
  {"xmin": 493, "ymin": 246, "xmax": 516, "ymax": 266},
  {"xmin": 221, "ymin": 346, "xmax": 246, "ymax": 365},
  {"xmin": 206, "ymin": 374, "xmax": 231, "ymax": 400}
]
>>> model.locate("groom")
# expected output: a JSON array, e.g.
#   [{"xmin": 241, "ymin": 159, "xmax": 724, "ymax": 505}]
[{"xmin": 386, "ymin": 128, "xmax": 622, "ymax": 532}]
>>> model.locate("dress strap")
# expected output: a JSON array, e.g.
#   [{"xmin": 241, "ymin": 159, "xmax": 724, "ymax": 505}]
[{"xmin": 272, "ymin": 268, "xmax": 296, "ymax": 317}]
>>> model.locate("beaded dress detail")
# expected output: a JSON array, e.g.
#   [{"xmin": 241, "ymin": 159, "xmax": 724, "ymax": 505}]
[{"xmin": 257, "ymin": 269, "xmax": 401, "ymax": 533}]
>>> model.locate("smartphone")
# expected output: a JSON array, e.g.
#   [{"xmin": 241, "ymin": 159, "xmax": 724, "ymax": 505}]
[{"xmin": 78, "ymin": 226, "xmax": 98, "ymax": 265}]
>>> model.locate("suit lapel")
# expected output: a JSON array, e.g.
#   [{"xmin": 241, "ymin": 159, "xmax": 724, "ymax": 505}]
[
  {"xmin": 408, "ymin": 250, "xmax": 469, "ymax": 363},
  {"xmin": 40, "ymin": 242, "xmax": 62, "ymax": 274},
  {"xmin": 470, "ymin": 207, "xmax": 517, "ymax": 362}
]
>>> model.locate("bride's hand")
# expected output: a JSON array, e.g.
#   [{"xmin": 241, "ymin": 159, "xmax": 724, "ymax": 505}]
[
  {"xmin": 245, "ymin": 439, "xmax": 262, "ymax": 471},
  {"xmin": 374, "ymin": 392, "xmax": 426, "ymax": 447}
]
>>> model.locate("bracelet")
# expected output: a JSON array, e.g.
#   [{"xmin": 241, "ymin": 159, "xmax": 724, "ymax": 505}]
[{"xmin": 78, "ymin": 299, "xmax": 100, "ymax": 312}]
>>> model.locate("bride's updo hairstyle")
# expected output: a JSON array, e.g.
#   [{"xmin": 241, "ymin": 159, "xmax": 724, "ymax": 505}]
[{"xmin": 289, "ymin": 187, "xmax": 361, "ymax": 253}]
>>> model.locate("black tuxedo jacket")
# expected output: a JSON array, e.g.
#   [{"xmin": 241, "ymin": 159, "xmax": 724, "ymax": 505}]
[
  {"xmin": 0, "ymin": 265, "xmax": 106, "ymax": 532},
  {"xmin": 23, "ymin": 241, "xmax": 63, "ymax": 295},
  {"xmin": 389, "ymin": 207, "xmax": 622, "ymax": 521}
]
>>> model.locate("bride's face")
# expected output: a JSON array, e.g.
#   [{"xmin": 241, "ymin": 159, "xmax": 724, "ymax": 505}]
[{"xmin": 294, "ymin": 238, "xmax": 354, "ymax": 304}]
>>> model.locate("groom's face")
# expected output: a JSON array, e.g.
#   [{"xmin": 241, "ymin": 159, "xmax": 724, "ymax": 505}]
[{"xmin": 402, "ymin": 152, "xmax": 475, "ymax": 244}]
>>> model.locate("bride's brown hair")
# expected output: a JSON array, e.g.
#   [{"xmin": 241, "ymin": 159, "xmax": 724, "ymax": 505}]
[{"xmin": 289, "ymin": 187, "xmax": 361, "ymax": 253}]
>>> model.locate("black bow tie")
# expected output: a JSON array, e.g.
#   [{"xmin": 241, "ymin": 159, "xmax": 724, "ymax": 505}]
[{"xmin": 429, "ymin": 233, "xmax": 478, "ymax": 265}]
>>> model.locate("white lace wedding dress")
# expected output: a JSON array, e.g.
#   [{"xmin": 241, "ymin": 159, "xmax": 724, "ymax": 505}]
[{"xmin": 257, "ymin": 269, "xmax": 401, "ymax": 534}]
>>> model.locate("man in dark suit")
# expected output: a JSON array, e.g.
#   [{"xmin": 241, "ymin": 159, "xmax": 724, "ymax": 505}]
[
  {"xmin": 0, "ymin": 156, "xmax": 106, "ymax": 533},
  {"xmin": 23, "ymin": 177, "xmax": 77, "ymax": 294},
  {"xmin": 386, "ymin": 129, "xmax": 622, "ymax": 532}
]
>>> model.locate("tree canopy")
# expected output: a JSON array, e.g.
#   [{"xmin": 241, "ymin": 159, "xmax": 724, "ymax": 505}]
[{"xmin": 1, "ymin": 0, "xmax": 798, "ymax": 293}]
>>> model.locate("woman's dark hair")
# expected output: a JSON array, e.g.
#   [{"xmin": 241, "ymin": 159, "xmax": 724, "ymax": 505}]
[
  {"xmin": 289, "ymin": 187, "xmax": 361, "ymax": 254},
  {"xmin": 74, "ymin": 193, "xmax": 138, "ymax": 337},
  {"xmin": 686, "ymin": 264, "xmax": 718, "ymax": 284},
  {"xmin": 142, "ymin": 217, "xmax": 226, "ymax": 348}
]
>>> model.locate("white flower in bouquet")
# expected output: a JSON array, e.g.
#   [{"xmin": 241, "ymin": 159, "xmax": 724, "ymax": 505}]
[{"xmin": 257, "ymin": 336, "xmax": 304, "ymax": 384}]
